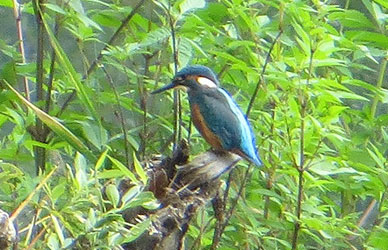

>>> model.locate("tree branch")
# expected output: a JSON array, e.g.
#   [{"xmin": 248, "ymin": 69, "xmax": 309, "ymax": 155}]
[{"xmin": 123, "ymin": 142, "xmax": 241, "ymax": 250}]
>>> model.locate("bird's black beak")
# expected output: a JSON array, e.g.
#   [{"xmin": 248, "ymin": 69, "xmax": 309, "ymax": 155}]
[{"xmin": 151, "ymin": 82, "xmax": 176, "ymax": 94}]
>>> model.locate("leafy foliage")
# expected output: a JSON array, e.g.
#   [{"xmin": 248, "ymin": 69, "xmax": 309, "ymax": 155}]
[{"xmin": 0, "ymin": 0, "xmax": 387, "ymax": 249}]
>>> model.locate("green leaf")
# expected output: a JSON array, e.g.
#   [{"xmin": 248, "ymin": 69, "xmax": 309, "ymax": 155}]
[
  {"xmin": 44, "ymin": 3, "xmax": 66, "ymax": 14},
  {"xmin": 328, "ymin": 10, "xmax": 375, "ymax": 29},
  {"xmin": 0, "ymin": 61, "xmax": 17, "ymax": 86},
  {"xmin": 121, "ymin": 185, "xmax": 141, "ymax": 204},
  {"xmin": 39, "ymin": 8, "xmax": 103, "ymax": 129},
  {"xmin": 97, "ymin": 169, "xmax": 124, "ymax": 179},
  {"xmin": 368, "ymin": 229, "xmax": 388, "ymax": 249},
  {"xmin": 95, "ymin": 149, "xmax": 108, "ymax": 170},
  {"xmin": 120, "ymin": 218, "xmax": 151, "ymax": 244},
  {"xmin": 0, "ymin": 0, "xmax": 12, "ymax": 7},
  {"xmin": 140, "ymin": 27, "xmax": 170, "ymax": 47},
  {"xmin": 372, "ymin": 0, "xmax": 388, "ymax": 8},
  {"xmin": 81, "ymin": 121, "xmax": 108, "ymax": 150},
  {"xmin": 133, "ymin": 152, "xmax": 147, "ymax": 185},
  {"xmin": 345, "ymin": 31, "xmax": 388, "ymax": 49},
  {"xmin": 367, "ymin": 144, "xmax": 385, "ymax": 168},
  {"xmin": 324, "ymin": 90, "xmax": 369, "ymax": 102},
  {"xmin": 74, "ymin": 153, "xmax": 88, "ymax": 189},
  {"xmin": 92, "ymin": 13, "xmax": 121, "ymax": 28},
  {"xmin": 293, "ymin": 19, "xmax": 311, "ymax": 56},
  {"xmin": 179, "ymin": 0, "xmax": 206, "ymax": 14},
  {"xmin": 106, "ymin": 184, "xmax": 120, "ymax": 208},
  {"xmin": 2, "ymin": 80, "xmax": 96, "ymax": 162},
  {"xmin": 107, "ymin": 155, "xmax": 138, "ymax": 184},
  {"xmin": 51, "ymin": 215, "xmax": 65, "ymax": 246}
]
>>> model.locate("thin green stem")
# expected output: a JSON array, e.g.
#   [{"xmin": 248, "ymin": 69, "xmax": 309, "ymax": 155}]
[{"xmin": 370, "ymin": 57, "xmax": 387, "ymax": 119}]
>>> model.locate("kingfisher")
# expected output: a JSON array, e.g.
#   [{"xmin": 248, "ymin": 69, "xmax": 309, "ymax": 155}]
[{"xmin": 152, "ymin": 65, "xmax": 262, "ymax": 166}]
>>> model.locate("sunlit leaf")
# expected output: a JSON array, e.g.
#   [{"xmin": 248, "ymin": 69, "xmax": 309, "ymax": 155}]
[
  {"xmin": 107, "ymin": 155, "xmax": 138, "ymax": 184},
  {"xmin": 106, "ymin": 184, "xmax": 120, "ymax": 208},
  {"xmin": 133, "ymin": 152, "xmax": 147, "ymax": 185},
  {"xmin": 179, "ymin": 0, "xmax": 206, "ymax": 14}
]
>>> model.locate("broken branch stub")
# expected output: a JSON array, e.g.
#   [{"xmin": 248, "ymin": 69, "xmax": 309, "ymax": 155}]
[{"xmin": 123, "ymin": 142, "xmax": 241, "ymax": 250}]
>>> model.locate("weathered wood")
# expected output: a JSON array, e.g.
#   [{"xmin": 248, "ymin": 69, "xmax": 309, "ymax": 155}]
[
  {"xmin": 123, "ymin": 141, "xmax": 241, "ymax": 250},
  {"xmin": 0, "ymin": 209, "xmax": 16, "ymax": 250}
]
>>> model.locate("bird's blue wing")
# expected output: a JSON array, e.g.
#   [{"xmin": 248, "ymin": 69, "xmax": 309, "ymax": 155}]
[
  {"xmin": 189, "ymin": 88, "xmax": 262, "ymax": 166},
  {"xmin": 217, "ymin": 89, "xmax": 262, "ymax": 166}
]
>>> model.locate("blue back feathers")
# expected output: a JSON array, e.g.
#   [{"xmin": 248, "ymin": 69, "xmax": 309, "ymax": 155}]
[
  {"xmin": 178, "ymin": 65, "xmax": 262, "ymax": 166},
  {"xmin": 217, "ymin": 88, "xmax": 262, "ymax": 166}
]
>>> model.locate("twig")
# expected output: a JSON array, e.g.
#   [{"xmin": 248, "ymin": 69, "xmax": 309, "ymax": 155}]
[
  {"xmin": 210, "ymin": 165, "xmax": 253, "ymax": 250},
  {"xmin": 140, "ymin": 57, "xmax": 149, "ymax": 159},
  {"xmin": 56, "ymin": 90, "xmax": 76, "ymax": 117},
  {"xmin": 246, "ymin": 30, "xmax": 283, "ymax": 117},
  {"xmin": 166, "ymin": 0, "xmax": 181, "ymax": 148},
  {"xmin": 31, "ymin": 0, "xmax": 46, "ymax": 173},
  {"xmin": 291, "ymin": 42, "xmax": 314, "ymax": 250},
  {"xmin": 12, "ymin": 0, "xmax": 30, "ymax": 101},
  {"xmin": 211, "ymin": 191, "xmax": 224, "ymax": 250},
  {"xmin": 26, "ymin": 221, "xmax": 53, "ymax": 250},
  {"xmin": 101, "ymin": 65, "xmax": 130, "ymax": 168},
  {"xmin": 246, "ymin": 1, "xmax": 284, "ymax": 117},
  {"xmin": 357, "ymin": 199, "xmax": 377, "ymax": 229},
  {"xmin": 58, "ymin": 0, "xmax": 147, "ymax": 117},
  {"xmin": 210, "ymin": 166, "xmax": 235, "ymax": 249},
  {"xmin": 264, "ymin": 103, "xmax": 276, "ymax": 219},
  {"xmin": 85, "ymin": 0, "xmax": 147, "ymax": 79},
  {"xmin": 370, "ymin": 57, "xmax": 387, "ymax": 120},
  {"xmin": 10, "ymin": 167, "xmax": 57, "ymax": 222},
  {"xmin": 138, "ymin": 50, "xmax": 159, "ymax": 159},
  {"xmin": 45, "ymin": 16, "xmax": 61, "ymax": 135}
]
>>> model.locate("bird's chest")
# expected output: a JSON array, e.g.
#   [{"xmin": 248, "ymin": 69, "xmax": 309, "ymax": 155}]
[
  {"xmin": 188, "ymin": 93, "xmax": 219, "ymax": 126},
  {"xmin": 188, "ymin": 94, "xmax": 223, "ymax": 149}
]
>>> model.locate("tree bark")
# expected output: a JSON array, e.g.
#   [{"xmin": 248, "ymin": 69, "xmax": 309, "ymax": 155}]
[{"xmin": 123, "ymin": 141, "xmax": 241, "ymax": 250}]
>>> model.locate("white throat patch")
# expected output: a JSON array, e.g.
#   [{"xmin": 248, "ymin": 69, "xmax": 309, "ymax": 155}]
[{"xmin": 197, "ymin": 77, "xmax": 217, "ymax": 88}]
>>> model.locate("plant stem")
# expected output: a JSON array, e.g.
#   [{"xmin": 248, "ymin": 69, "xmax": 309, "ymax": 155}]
[
  {"xmin": 101, "ymin": 66, "xmax": 130, "ymax": 168},
  {"xmin": 32, "ymin": 0, "xmax": 46, "ymax": 174},
  {"xmin": 246, "ymin": 3, "xmax": 284, "ymax": 117},
  {"xmin": 58, "ymin": 0, "xmax": 147, "ymax": 117},
  {"xmin": 12, "ymin": 0, "xmax": 30, "ymax": 101},
  {"xmin": 291, "ymin": 43, "xmax": 314, "ymax": 250},
  {"xmin": 166, "ymin": 0, "xmax": 181, "ymax": 148},
  {"xmin": 210, "ymin": 165, "xmax": 252, "ymax": 250},
  {"xmin": 246, "ymin": 30, "xmax": 282, "ymax": 117},
  {"xmin": 370, "ymin": 57, "xmax": 387, "ymax": 119},
  {"xmin": 85, "ymin": 0, "xmax": 147, "ymax": 79},
  {"xmin": 264, "ymin": 104, "xmax": 276, "ymax": 219}
]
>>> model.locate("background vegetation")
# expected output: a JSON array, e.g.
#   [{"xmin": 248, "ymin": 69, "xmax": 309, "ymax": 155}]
[{"xmin": 0, "ymin": 0, "xmax": 388, "ymax": 249}]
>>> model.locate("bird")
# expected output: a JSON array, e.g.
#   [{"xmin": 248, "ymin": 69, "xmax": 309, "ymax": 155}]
[{"xmin": 152, "ymin": 65, "xmax": 262, "ymax": 166}]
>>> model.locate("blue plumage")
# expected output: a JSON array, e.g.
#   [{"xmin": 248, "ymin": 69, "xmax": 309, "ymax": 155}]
[{"xmin": 152, "ymin": 65, "xmax": 262, "ymax": 166}]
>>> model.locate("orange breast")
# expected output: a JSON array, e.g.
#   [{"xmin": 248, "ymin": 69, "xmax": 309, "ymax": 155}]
[{"xmin": 191, "ymin": 104, "xmax": 223, "ymax": 150}]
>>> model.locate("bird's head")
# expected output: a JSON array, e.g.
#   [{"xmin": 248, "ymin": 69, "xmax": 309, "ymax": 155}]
[{"xmin": 151, "ymin": 65, "xmax": 219, "ymax": 94}]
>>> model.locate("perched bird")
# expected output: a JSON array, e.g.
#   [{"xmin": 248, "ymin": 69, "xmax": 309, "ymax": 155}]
[{"xmin": 152, "ymin": 65, "xmax": 262, "ymax": 166}]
